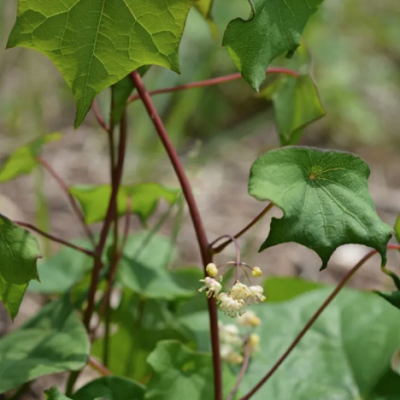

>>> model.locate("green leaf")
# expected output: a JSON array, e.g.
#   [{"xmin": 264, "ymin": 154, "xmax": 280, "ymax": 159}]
[
  {"xmin": 0, "ymin": 133, "xmax": 61, "ymax": 182},
  {"xmin": 28, "ymin": 241, "xmax": 93, "ymax": 294},
  {"xmin": 0, "ymin": 214, "xmax": 42, "ymax": 319},
  {"xmin": 45, "ymin": 387, "xmax": 73, "ymax": 400},
  {"xmin": 194, "ymin": 0, "xmax": 216, "ymax": 36},
  {"xmin": 395, "ymin": 214, "xmax": 400, "ymax": 244},
  {"xmin": 112, "ymin": 66, "xmax": 151, "ymax": 125},
  {"xmin": 72, "ymin": 376, "xmax": 145, "ymax": 400},
  {"xmin": 249, "ymin": 147, "xmax": 392, "ymax": 269},
  {"xmin": 222, "ymin": 0, "xmax": 325, "ymax": 90},
  {"xmin": 145, "ymin": 340, "xmax": 235, "ymax": 400},
  {"xmin": 260, "ymin": 75, "xmax": 325, "ymax": 145},
  {"xmin": 0, "ymin": 296, "xmax": 89, "ymax": 393},
  {"xmin": 7, "ymin": 1, "xmax": 193, "ymax": 128},
  {"xmin": 70, "ymin": 183, "xmax": 180, "ymax": 225},
  {"xmin": 264, "ymin": 276, "xmax": 323, "ymax": 302},
  {"xmin": 240, "ymin": 288, "xmax": 400, "ymax": 399},
  {"xmin": 117, "ymin": 233, "xmax": 194, "ymax": 300}
]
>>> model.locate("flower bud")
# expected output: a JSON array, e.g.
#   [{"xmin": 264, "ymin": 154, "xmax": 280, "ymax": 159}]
[
  {"xmin": 206, "ymin": 263, "xmax": 218, "ymax": 277},
  {"xmin": 252, "ymin": 267, "xmax": 262, "ymax": 277}
]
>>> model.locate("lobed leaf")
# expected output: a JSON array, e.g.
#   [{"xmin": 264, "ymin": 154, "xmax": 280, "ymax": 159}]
[
  {"xmin": 223, "ymin": 0, "xmax": 325, "ymax": 90},
  {"xmin": 249, "ymin": 147, "xmax": 392, "ymax": 269},
  {"xmin": 0, "ymin": 133, "xmax": 61, "ymax": 182},
  {"xmin": 0, "ymin": 214, "xmax": 42, "ymax": 319},
  {"xmin": 7, "ymin": 0, "xmax": 194, "ymax": 128},
  {"xmin": 0, "ymin": 297, "xmax": 89, "ymax": 393},
  {"xmin": 70, "ymin": 183, "xmax": 180, "ymax": 225}
]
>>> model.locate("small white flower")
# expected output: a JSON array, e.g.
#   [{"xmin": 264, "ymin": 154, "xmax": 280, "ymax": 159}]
[
  {"xmin": 218, "ymin": 292, "xmax": 246, "ymax": 317},
  {"xmin": 248, "ymin": 333, "xmax": 260, "ymax": 354},
  {"xmin": 199, "ymin": 277, "xmax": 221, "ymax": 298},
  {"xmin": 237, "ymin": 310, "xmax": 261, "ymax": 327},
  {"xmin": 230, "ymin": 281, "xmax": 251, "ymax": 301},
  {"xmin": 220, "ymin": 323, "xmax": 242, "ymax": 344},
  {"xmin": 220, "ymin": 344, "xmax": 244, "ymax": 365},
  {"xmin": 252, "ymin": 267, "xmax": 262, "ymax": 277},
  {"xmin": 206, "ymin": 263, "xmax": 218, "ymax": 277},
  {"xmin": 248, "ymin": 286, "xmax": 266, "ymax": 303}
]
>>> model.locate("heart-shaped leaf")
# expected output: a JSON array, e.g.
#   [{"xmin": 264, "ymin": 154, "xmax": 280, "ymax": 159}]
[
  {"xmin": 0, "ymin": 297, "xmax": 89, "ymax": 393},
  {"xmin": 0, "ymin": 133, "xmax": 61, "ymax": 182},
  {"xmin": 223, "ymin": 0, "xmax": 325, "ymax": 90},
  {"xmin": 240, "ymin": 287, "xmax": 400, "ymax": 399},
  {"xmin": 0, "ymin": 214, "xmax": 42, "ymax": 319},
  {"xmin": 7, "ymin": 0, "xmax": 193, "ymax": 128},
  {"xmin": 249, "ymin": 147, "xmax": 392, "ymax": 269},
  {"xmin": 70, "ymin": 183, "xmax": 180, "ymax": 225}
]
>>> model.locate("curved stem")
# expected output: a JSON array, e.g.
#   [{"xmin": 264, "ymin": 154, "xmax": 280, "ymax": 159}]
[
  {"xmin": 130, "ymin": 70, "xmax": 222, "ymax": 400},
  {"xmin": 15, "ymin": 221, "xmax": 95, "ymax": 257},
  {"xmin": 88, "ymin": 356, "xmax": 112, "ymax": 376},
  {"xmin": 226, "ymin": 342, "xmax": 251, "ymax": 400},
  {"xmin": 128, "ymin": 68, "xmax": 299, "ymax": 104},
  {"xmin": 36, "ymin": 156, "xmax": 95, "ymax": 246},
  {"xmin": 92, "ymin": 99, "xmax": 110, "ymax": 131},
  {"xmin": 213, "ymin": 203, "xmax": 274, "ymax": 254},
  {"xmin": 239, "ymin": 244, "xmax": 400, "ymax": 400}
]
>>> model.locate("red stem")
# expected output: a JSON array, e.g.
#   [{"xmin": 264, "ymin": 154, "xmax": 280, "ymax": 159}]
[
  {"xmin": 36, "ymin": 156, "xmax": 95, "ymax": 246},
  {"xmin": 15, "ymin": 221, "xmax": 95, "ymax": 257},
  {"xmin": 128, "ymin": 68, "xmax": 299, "ymax": 104},
  {"xmin": 213, "ymin": 203, "xmax": 274, "ymax": 254},
  {"xmin": 83, "ymin": 110, "xmax": 127, "ymax": 331},
  {"xmin": 88, "ymin": 356, "xmax": 112, "ymax": 376},
  {"xmin": 130, "ymin": 70, "xmax": 223, "ymax": 400},
  {"xmin": 226, "ymin": 343, "xmax": 251, "ymax": 400},
  {"xmin": 239, "ymin": 244, "xmax": 400, "ymax": 400},
  {"xmin": 92, "ymin": 99, "xmax": 110, "ymax": 131}
]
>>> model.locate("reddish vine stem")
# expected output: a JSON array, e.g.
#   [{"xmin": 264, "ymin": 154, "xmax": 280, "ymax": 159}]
[
  {"xmin": 212, "ymin": 203, "xmax": 274, "ymax": 254},
  {"xmin": 36, "ymin": 156, "xmax": 95, "ymax": 246},
  {"xmin": 128, "ymin": 68, "xmax": 299, "ymax": 104},
  {"xmin": 83, "ymin": 110, "xmax": 128, "ymax": 332},
  {"xmin": 239, "ymin": 244, "xmax": 400, "ymax": 400},
  {"xmin": 226, "ymin": 342, "xmax": 251, "ymax": 400},
  {"xmin": 88, "ymin": 356, "xmax": 112, "ymax": 376},
  {"xmin": 15, "ymin": 221, "xmax": 95, "ymax": 257},
  {"xmin": 130, "ymin": 70, "xmax": 223, "ymax": 400},
  {"xmin": 92, "ymin": 99, "xmax": 110, "ymax": 131}
]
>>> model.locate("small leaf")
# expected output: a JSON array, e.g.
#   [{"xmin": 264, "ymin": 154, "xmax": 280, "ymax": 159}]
[
  {"xmin": 0, "ymin": 133, "xmax": 61, "ymax": 182},
  {"xmin": 117, "ymin": 233, "xmax": 194, "ymax": 300},
  {"xmin": 7, "ymin": 0, "xmax": 193, "ymax": 128},
  {"xmin": 260, "ymin": 75, "xmax": 325, "ymax": 145},
  {"xmin": 145, "ymin": 341, "xmax": 235, "ymax": 400},
  {"xmin": 0, "ymin": 214, "xmax": 42, "ymax": 319},
  {"xmin": 0, "ymin": 296, "xmax": 89, "ymax": 393},
  {"xmin": 249, "ymin": 147, "xmax": 392, "ymax": 269},
  {"xmin": 239, "ymin": 288, "xmax": 400, "ymax": 399},
  {"xmin": 70, "ymin": 183, "xmax": 180, "ymax": 225},
  {"xmin": 45, "ymin": 387, "xmax": 73, "ymax": 400},
  {"xmin": 72, "ymin": 376, "xmax": 145, "ymax": 400},
  {"xmin": 395, "ymin": 214, "xmax": 400, "ymax": 244},
  {"xmin": 194, "ymin": 0, "xmax": 216, "ymax": 36},
  {"xmin": 223, "ymin": 0, "xmax": 325, "ymax": 90},
  {"xmin": 28, "ymin": 241, "xmax": 93, "ymax": 294}
]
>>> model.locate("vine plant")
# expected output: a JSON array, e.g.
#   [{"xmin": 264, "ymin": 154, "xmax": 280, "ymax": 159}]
[{"xmin": 1, "ymin": 1, "xmax": 400, "ymax": 400}]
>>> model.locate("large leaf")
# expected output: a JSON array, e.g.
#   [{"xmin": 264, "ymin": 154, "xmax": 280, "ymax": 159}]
[
  {"xmin": 72, "ymin": 376, "xmax": 145, "ymax": 400},
  {"xmin": 117, "ymin": 233, "xmax": 194, "ymax": 300},
  {"xmin": 249, "ymin": 147, "xmax": 392, "ymax": 269},
  {"xmin": 0, "ymin": 214, "xmax": 42, "ymax": 319},
  {"xmin": 7, "ymin": 0, "xmax": 193, "ymax": 128},
  {"xmin": 223, "ymin": 0, "xmax": 325, "ymax": 90},
  {"xmin": 70, "ymin": 183, "xmax": 180, "ymax": 225},
  {"xmin": 260, "ymin": 75, "xmax": 325, "ymax": 146},
  {"xmin": 28, "ymin": 241, "xmax": 93, "ymax": 294},
  {"xmin": 0, "ymin": 133, "xmax": 61, "ymax": 182},
  {"xmin": 145, "ymin": 341, "xmax": 235, "ymax": 400},
  {"xmin": 239, "ymin": 288, "xmax": 400, "ymax": 400},
  {"xmin": 0, "ymin": 297, "xmax": 89, "ymax": 393}
]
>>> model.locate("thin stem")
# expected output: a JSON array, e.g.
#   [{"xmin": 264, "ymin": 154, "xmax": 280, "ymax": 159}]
[
  {"xmin": 213, "ymin": 203, "xmax": 274, "ymax": 255},
  {"xmin": 15, "ymin": 221, "xmax": 95, "ymax": 257},
  {"xmin": 88, "ymin": 356, "xmax": 112, "ymax": 376},
  {"xmin": 226, "ymin": 342, "xmax": 251, "ymax": 400},
  {"xmin": 83, "ymin": 110, "xmax": 128, "ymax": 332},
  {"xmin": 128, "ymin": 68, "xmax": 300, "ymax": 104},
  {"xmin": 239, "ymin": 244, "xmax": 400, "ymax": 400},
  {"xmin": 36, "ymin": 156, "xmax": 95, "ymax": 246},
  {"xmin": 130, "ymin": 70, "xmax": 223, "ymax": 400},
  {"xmin": 92, "ymin": 99, "xmax": 110, "ymax": 131}
]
